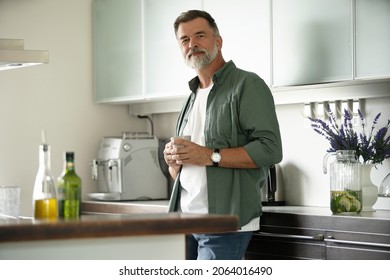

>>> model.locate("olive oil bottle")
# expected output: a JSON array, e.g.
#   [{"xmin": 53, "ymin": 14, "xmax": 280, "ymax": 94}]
[
  {"xmin": 33, "ymin": 143, "xmax": 58, "ymax": 221},
  {"xmin": 57, "ymin": 152, "xmax": 81, "ymax": 219}
]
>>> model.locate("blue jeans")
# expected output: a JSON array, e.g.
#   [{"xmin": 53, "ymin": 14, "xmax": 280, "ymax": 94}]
[{"xmin": 186, "ymin": 232, "xmax": 253, "ymax": 260}]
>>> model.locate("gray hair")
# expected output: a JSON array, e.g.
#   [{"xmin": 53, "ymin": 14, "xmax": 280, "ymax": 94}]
[{"xmin": 174, "ymin": 10, "xmax": 220, "ymax": 37}]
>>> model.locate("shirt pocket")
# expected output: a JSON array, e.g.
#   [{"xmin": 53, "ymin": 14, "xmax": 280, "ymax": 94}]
[{"xmin": 214, "ymin": 101, "xmax": 237, "ymax": 140}]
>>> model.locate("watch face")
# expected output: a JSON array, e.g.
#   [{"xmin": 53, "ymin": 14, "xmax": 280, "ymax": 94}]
[{"xmin": 212, "ymin": 152, "xmax": 221, "ymax": 162}]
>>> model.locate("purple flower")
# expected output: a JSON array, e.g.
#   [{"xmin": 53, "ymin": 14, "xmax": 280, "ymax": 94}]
[{"xmin": 310, "ymin": 105, "xmax": 390, "ymax": 164}]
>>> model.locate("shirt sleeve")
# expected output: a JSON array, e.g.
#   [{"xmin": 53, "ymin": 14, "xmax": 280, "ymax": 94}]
[{"xmin": 240, "ymin": 74, "xmax": 283, "ymax": 167}]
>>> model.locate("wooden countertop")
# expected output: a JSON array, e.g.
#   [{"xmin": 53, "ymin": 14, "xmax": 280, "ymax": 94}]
[{"xmin": 0, "ymin": 212, "xmax": 239, "ymax": 243}]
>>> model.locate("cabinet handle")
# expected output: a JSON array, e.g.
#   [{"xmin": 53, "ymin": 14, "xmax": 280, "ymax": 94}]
[
  {"xmin": 257, "ymin": 232, "xmax": 324, "ymax": 241},
  {"xmin": 325, "ymin": 236, "xmax": 390, "ymax": 248}
]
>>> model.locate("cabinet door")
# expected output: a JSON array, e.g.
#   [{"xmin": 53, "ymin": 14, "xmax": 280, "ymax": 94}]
[
  {"xmin": 93, "ymin": 0, "xmax": 143, "ymax": 102},
  {"xmin": 272, "ymin": 0, "xmax": 352, "ymax": 86},
  {"xmin": 246, "ymin": 231, "xmax": 326, "ymax": 260},
  {"xmin": 203, "ymin": 0, "xmax": 271, "ymax": 86},
  {"xmin": 143, "ymin": 0, "xmax": 202, "ymax": 99},
  {"xmin": 356, "ymin": 0, "xmax": 390, "ymax": 79}
]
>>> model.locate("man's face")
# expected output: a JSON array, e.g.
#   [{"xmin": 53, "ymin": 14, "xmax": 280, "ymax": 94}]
[{"xmin": 176, "ymin": 18, "xmax": 220, "ymax": 69}]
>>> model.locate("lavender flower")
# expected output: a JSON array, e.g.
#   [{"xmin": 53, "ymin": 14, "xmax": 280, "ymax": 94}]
[{"xmin": 309, "ymin": 106, "xmax": 390, "ymax": 165}]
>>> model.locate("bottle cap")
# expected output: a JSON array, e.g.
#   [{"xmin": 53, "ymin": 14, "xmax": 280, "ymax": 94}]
[{"xmin": 65, "ymin": 152, "xmax": 74, "ymax": 161}]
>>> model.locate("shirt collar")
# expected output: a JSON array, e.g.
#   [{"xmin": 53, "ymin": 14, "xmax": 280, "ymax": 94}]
[{"xmin": 188, "ymin": 60, "xmax": 236, "ymax": 93}]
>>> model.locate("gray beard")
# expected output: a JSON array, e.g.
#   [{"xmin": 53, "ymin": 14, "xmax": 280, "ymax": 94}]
[{"xmin": 185, "ymin": 43, "xmax": 218, "ymax": 69}]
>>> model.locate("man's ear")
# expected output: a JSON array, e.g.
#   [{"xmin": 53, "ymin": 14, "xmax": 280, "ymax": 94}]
[{"xmin": 217, "ymin": 35, "xmax": 223, "ymax": 50}]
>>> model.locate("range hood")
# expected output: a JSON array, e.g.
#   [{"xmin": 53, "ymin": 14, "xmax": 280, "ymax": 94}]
[{"xmin": 0, "ymin": 38, "xmax": 49, "ymax": 71}]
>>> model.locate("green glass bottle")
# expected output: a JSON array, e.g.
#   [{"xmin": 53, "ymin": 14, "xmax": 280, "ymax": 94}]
[{"xmin": 57, "ymin": 152, "xmax": 81, "ymax": 219}]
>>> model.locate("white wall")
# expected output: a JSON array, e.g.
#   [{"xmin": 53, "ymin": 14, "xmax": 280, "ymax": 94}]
[{"xmin": 0, "ymin": 0, "xmax": 147, "ymax": 216}]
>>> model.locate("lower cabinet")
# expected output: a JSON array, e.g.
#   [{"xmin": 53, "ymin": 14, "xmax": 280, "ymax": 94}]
[
  {"xmin": 324, "ymin": 231, "xmax": 390, "ymax": 260},
  {"xmin": 245, "ymin": 210, "xmax": 390, "ymax": 260},
  {"xmin": 246, "ymin": 231, "xmax": 326, "ymax": 260}
]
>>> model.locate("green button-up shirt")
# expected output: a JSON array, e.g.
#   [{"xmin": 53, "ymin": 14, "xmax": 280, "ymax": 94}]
[{"xmin": 168, "ymin": 61, "xmax": 283, "ymax": 228}]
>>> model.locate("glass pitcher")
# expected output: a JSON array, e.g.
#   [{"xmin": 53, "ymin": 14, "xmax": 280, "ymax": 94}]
[{"xmin": 323, "ymin": 150, "xmax": 362, "ymax": 214}]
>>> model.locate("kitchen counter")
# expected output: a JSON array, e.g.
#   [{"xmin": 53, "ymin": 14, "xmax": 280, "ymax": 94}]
[
  {"xmin": 0, "ymin": 211, "xmax": 238, "ymax": 260},
  {"xmin": 82, "ymin": 200, "xmax": 390, "ymax": 237},
  {"xmin": 82, "ymin": 199, "xmax": 169, "ymax": 214},
  {"xmin": 82, "ymin": 201, "xmax": 390, "ymax": 258},
  {"xmin": 263, "ymin": 205, "xmax": 390, "ymax": 220},
  {"xmin": 82, "ymin": 200, "xmax": 390, "ymax": 222}
]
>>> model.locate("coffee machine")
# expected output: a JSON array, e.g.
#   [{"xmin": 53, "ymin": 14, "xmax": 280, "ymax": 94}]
[{"xmin": 89, "ymin": 132, "xmax": 169, "ymax": 201}]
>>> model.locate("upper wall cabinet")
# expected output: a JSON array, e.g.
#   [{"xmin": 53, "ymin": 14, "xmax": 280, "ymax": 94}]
[
  {"xmin": 204, "ymin": 0, "xmax": 271, "ymax": 86},
  {"xmin": 93, "ymin": 0, "xmax": 390, "ymax": 106},
  {"xmin": 93, "ymin": 0, "xmax": 143, "ymax": 103},
  {"xmin": 93, "ymin": 0, "xmax": 201, "ymax": 103},
  {"xmin": 272, "ymin": 0, "xmax": 352, "ymax": 86},
  {"xmin": 144, "ymin": 0, "xmax": 202, "ymax": 98},
  {"xmin": 272, "ymin": 0, "xmax": 390, "ymax": 87},
  {"xmin": 355, "ymin": 0, "xmax": 390, "ymax": 79}
]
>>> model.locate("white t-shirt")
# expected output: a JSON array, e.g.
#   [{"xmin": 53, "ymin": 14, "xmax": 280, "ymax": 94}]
[{"xmin": 180, "ymin": 84, "xmax": 211, "ymax": 214}]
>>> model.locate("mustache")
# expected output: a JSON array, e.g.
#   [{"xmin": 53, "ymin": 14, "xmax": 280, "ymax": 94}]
[{"xmin": 186, "ymin": 47, "xmax": 206, "ymax": 59}]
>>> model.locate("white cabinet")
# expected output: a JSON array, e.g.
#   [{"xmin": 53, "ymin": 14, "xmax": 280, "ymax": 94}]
[
  {"xmin": 356, "ymin": 0, "xmax": 390, "ymax": 79},
  {"xmin": 143, "ymin": 0, "xmax": 202, "ymax": 99},
  {"xmin": 203, "ymin": 0, "xmax": 271, "ymax": 85},
  {"xmin": 272, "ymin": 0, "xmax": 352, "ymax": 86},
  {"xmin": 93, "ymin": 0, "xmax": 390, "ymax": 108},
  {"xmin": 93, "ymin": 0, "xmax": 271, "ymax": 103},
  {"xmin": 93, "ymin": 0, "xmax": 200, "ymax": 103},
  {"xmin": 93, "ymin": 0, "xmax": 143, "ymax": 103}
]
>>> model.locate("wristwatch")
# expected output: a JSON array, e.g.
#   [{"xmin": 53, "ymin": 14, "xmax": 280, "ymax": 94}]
[{"xmin": 211, "ymin": 149, "xmax": 222, "ymax": 167}]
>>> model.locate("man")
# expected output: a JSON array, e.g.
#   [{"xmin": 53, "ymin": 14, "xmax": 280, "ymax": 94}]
[{"xmin": 163, "ymin": 10, "xmax": 283, "ymax": 260}]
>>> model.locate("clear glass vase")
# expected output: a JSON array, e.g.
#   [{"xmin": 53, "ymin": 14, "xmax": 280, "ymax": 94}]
[{"xmin": 323, "ymin": 150, "xmax": 362, "ymax": 214}]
